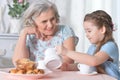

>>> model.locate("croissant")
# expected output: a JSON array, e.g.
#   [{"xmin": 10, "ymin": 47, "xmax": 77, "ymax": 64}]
[{"xmin": 9, "ymin": 58, "xmax": 44, "ymax": 74}]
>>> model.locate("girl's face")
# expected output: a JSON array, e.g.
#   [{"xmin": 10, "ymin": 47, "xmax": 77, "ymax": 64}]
[
  {"xmin": 34, "ymin": 8, "xmax": 58, "ymax": 36},
  {"xmin": 83, "ymin": 21, "xmax": 105, "ymax": 45}
]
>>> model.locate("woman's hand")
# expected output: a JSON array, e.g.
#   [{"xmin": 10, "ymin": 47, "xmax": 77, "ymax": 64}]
[
  {"xmin": 60, "ymin": 62, "xmax": 79, "ymax": 71},
  {"xmin": 96, "ymin": 65, "xmax": 106, "ymax": 74},
  {"xmin": 60, "ymin": 62, "xmax": 69, "ymax": 71},
  {"xmin": 56, "ymin": 45, "xmax": 67, "ymax": 56},
  {"xmin": 20, "ymin": 27, "xmax": 45, "ymax": 40}
]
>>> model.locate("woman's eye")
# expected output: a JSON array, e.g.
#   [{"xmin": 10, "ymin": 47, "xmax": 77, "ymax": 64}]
[
  {"xmin": 42, "ymin": 20, "xmax": 47, "ymax": 23},
  {"xmin": 50, "ymin": 17, "xmax": 55, "ymax": 21},
  {"xmin": 88, "ymin": 31, "xmax": 91, "ymax": 33}
]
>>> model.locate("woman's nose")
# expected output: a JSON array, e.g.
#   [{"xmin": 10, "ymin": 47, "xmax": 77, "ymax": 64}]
[{"xmin": 47, "ymin": 21, "xmax": 53, "ymax": 28}]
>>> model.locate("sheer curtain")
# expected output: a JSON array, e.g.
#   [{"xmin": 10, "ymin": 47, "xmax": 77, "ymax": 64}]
[
  {"xmin": 49, "ymin": 0, "xmax": 120, "ymax": 59},
  {"xmin": 0, "ymin": 0, "xmax": 120, "ymax": 59}
]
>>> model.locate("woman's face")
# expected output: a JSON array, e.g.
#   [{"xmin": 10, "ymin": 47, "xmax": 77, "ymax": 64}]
[
  {"xmin": 83, "ymin": 21, "xmax": 105, "ymax": 45},
  {"xmin": 34, "ymin": 8, "xmax": 58, "ymax": 36}
]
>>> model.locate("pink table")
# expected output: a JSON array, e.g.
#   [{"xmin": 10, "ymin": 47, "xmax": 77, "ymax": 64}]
[
  {"xmin": 38, "ymin": 71, "xmax": 117, "ymax": 80},
  {"xmin": 0, "ymin": 68, "xmax": 117, "ymax": 80}
]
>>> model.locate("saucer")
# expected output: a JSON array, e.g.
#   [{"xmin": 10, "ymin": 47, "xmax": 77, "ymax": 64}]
[{"xmin": 77, "ymin": 71, "xmax": 98, "ymax": 75}]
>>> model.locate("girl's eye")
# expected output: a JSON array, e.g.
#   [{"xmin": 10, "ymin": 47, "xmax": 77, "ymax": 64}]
[{"xmin": 85, "ymin": 30, "xmax": 91, "ymax": 33}]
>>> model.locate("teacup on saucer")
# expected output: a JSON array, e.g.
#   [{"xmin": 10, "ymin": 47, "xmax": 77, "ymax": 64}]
[{"xmin": 77, "ymin": 63, "xmax": 97, "ymax": 74}]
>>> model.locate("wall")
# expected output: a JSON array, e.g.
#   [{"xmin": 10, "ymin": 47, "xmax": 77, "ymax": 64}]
[{"xmin": 0, "ymin": 0, "xmax": 120, "ymax": 60}]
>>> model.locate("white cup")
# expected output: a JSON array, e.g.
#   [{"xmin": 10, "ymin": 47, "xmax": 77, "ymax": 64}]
[
  {"xmin": 37, "ymin": 60, "xmax": 46, "ymax": 69},
  {"xmin": 77, "ymin": 63, "xmax": 96, "ymax": 74},
  {"xmin": 44, "ymin": 48, "xmax": 62, "ymax": 70}
]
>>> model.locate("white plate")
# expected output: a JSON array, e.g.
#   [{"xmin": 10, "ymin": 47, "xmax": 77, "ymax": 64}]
[
  {"xmin": 0, "ymin": 68, "xmax": 52, "ymax": 80},
  {"xmin": 77, "ymin": 71, "xmax": 98, "ymax": 76}
]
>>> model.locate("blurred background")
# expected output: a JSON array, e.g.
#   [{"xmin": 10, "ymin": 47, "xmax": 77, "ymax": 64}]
[
  {"xmin": 50, "ymin": 0, "xmax": 120, "ymax": 60},
  {"xmin": 0, "ymin": 0, "xmax": 120, "ymax": 67}
]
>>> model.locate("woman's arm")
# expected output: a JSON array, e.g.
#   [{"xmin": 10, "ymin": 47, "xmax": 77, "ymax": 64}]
[
  {"xmin": 12, "ymin": 27, "xmax": 40, "ymax": 65},
  {"xmin": 61, "ymin": 62, "xmax": 79, "ymax": 71},
  {"xmin": 12, "ymin": 29, "xmax": 29, "ymax": 65},
  {"xmin": 62, "ymin": 37, "xmax": 76, "ymax": 64}
]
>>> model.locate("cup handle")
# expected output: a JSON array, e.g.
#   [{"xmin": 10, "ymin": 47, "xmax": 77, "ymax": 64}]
[{"xmin": 77, "ymin": 63, "xmax": 80, "ymax": 70}]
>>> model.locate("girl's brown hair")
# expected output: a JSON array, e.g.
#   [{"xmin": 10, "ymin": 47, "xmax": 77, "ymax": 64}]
[{"xmin": 84, "ymin": 10, "xmax": 114, "ymax": 54}]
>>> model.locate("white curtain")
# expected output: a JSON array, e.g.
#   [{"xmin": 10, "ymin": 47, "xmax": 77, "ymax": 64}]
[{"xmin": 0, "ymin": 0, "xmax": 120, "ymax": 59}]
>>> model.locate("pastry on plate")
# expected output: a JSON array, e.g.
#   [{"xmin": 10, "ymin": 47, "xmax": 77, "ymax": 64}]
[{"xmin": 9, "ymin": 58, "xmax": 44, "ymax": 74}]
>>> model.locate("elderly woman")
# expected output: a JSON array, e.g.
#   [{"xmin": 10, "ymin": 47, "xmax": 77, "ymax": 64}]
[{"xmin": 13, "ymin": 0, "xmax": 77, "ymax": 70}]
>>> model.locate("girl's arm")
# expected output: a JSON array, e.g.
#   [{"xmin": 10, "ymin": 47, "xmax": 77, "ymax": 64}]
[
  {"xmin": 65, "ymin": 50, "xmax": 109, "ymax": 66},
  {"xmin": 57, "ymin": 46, "xmax": 109, "ymax": 66}
]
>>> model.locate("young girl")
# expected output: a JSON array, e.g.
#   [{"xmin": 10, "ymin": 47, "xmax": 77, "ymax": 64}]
[{"xmin": 56, "ymin": 10, "xmax": 120, "ymax": 79}]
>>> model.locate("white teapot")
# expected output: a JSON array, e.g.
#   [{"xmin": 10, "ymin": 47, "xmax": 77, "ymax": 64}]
[{"xmin": 37, "ymin": 48, "xmax": 62, "ymax": 70}]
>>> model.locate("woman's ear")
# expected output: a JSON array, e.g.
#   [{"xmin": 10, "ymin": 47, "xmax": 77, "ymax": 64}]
[{"xmin": 101, "ymin": 26, "xmax": 106, "ymax": 34}]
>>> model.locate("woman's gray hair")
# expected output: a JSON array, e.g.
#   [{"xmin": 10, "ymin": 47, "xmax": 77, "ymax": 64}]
[{"xmin": 20, "ymin": 0, "xmax": 59, "ymax": 28}]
